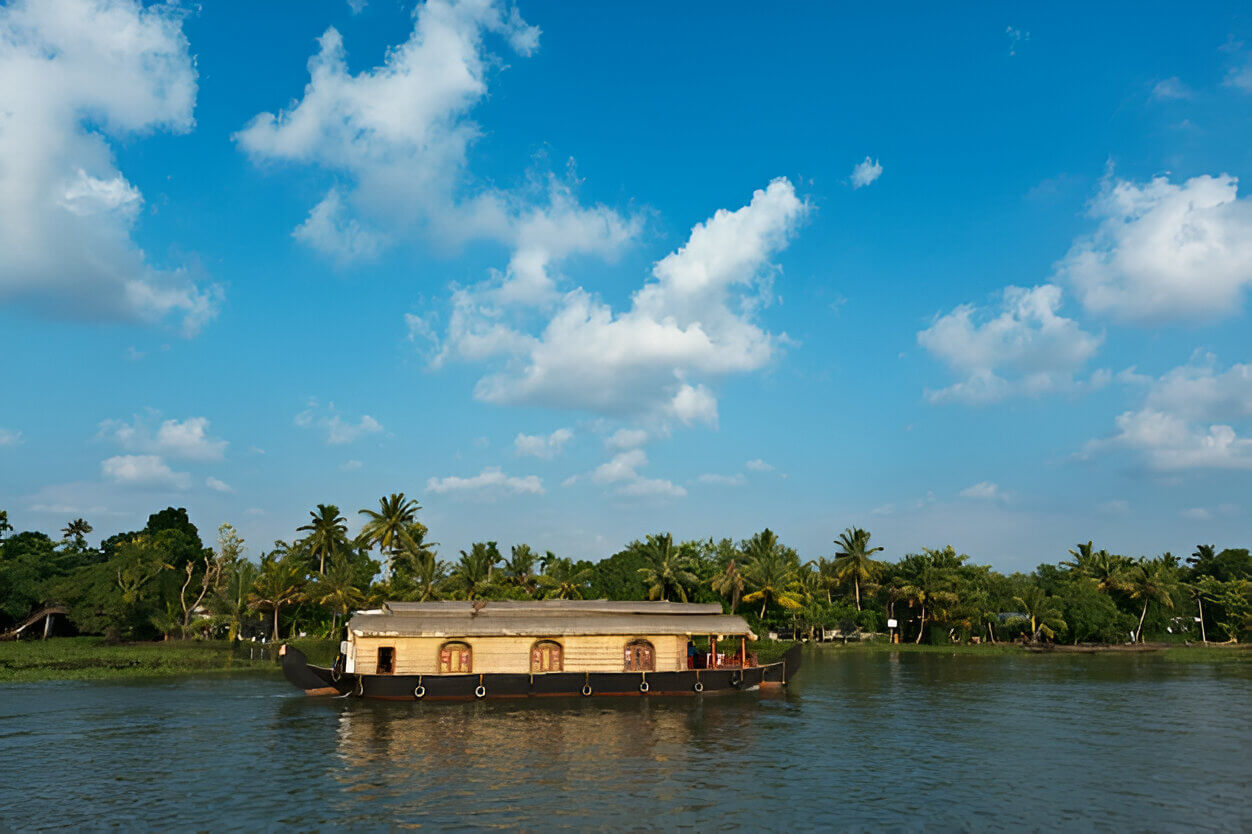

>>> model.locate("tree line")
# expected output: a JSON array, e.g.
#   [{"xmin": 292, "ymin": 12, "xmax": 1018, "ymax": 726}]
[{"xmin": 0, "ymin": 500, "xmax": 1248, "ymax": 645}]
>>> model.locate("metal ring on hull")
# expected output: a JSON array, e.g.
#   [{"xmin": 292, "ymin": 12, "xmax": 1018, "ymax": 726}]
[
  {"xmin": 414, "ymin": 685, "xmax": 425, "ymax": 699},
  {"xmin": 474, "ymin": 684, "xmax": 487, "ymax": 699},
  {"xmin": 581, "ymin": 684, "xmax": 593, "ymax": 696},
  {"xmin": 693, "ymin": 681, "xmax": 704, "ymax": 693},
  {"xmin": 639, "ymin": 680, "xmax": 650, "ymax": 693},
  {"xmin": 354, "ymin": 677, "xmax": 364, "ymax": 697}
]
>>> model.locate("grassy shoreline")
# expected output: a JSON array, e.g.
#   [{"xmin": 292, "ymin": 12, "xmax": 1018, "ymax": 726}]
[
  {"xmin": 2, "ymin": 637, "xmax": 1246, "ymax": 683},
  {"xmin": 0, "ymin": 637, "xmax": 338, "ymax": 683},
  {"xmin": 815, "ymin": 640, "xmax": 1251, "ymax": 662}
]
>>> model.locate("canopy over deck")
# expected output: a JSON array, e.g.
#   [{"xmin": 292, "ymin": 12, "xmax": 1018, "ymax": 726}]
[{"xmin": 347, "ymin": 600, "xmax": 754, "ymax": 639}]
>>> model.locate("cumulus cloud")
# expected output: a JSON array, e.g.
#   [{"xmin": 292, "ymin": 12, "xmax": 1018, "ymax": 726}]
[
  {"xmin": 918, "ymin": 284, "xmax": 1103, "ymax": 403},
  {"xmin": 295, "ymin": 401, "xmax": 384, "ymax": 445},
  {"xmin": 101, "ymin": 455, "xmax": 190, "ymax": 489},
  {"xmin": 236, "ymin": 0, "xmax": 632, "ymax": 287},
  {"xmin": 745, "ymin": 458, "xmax": 774, "ymax": 472},
  {"xmin": 576, "ymin": 449, "xmax": 686, "ymax": 499},
  {"xmin": 514, "ymin": 428, "xmax": 573, "ymax": 459},
  {"xmin": 0, "ymin": 0, "xmax": 219, "ymax": 334},
  {"xmin": 1055, "ymin": 174, "xmax": 1252, "ymax": 322},
  {"xmin": 445, "ymin": 178, "xmax": 807, "ymax": 424},
  {"xmin": 1150, "ymin": 77, "xmax": 1192, "ymax": 101},
  {"xmin": 605, "ymin": 428, "xmax": 648, "ymax": 450},
  {"xmin": 99, "ymin": 414, "xmax": 227, "ymax": 461},
  {"xmin": 697, "ymin": 473, "xmax": 746, "ymax": 486},
  {"xmin": 850, "ymin": 157, "xmax": 883, "ymax": 189},
  {"xmin": 960, "ymin": 481, "xmax": 1003, "ymax": 500},
  {"xmin": 205, "ymin": 477, "xmax": 233, "ymax": 493},
  {"xmin": 1083, "ymin": 356, "xmax": 1252, "ymax": 470},
  {"xmin": 426, "ymin": 466, "xmax": 544, "ymax": 496}
]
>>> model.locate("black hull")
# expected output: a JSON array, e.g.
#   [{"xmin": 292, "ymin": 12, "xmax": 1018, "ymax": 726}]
[{"xmin": 280, "ymin": 644, "xmax": 802, "ymax": 701}]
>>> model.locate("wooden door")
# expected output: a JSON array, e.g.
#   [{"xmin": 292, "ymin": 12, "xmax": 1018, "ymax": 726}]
[{"xmin": 530, "ymin": 641, "xmax": 563, "ymax": 672}]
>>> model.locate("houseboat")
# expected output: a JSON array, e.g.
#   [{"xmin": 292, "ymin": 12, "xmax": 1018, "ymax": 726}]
[{"xmin": 280, "ymin": 599, "xmax": 802, "ymax": 701}]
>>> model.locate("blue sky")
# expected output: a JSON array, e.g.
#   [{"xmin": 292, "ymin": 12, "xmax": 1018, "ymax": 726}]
[{"xmin": 2, "ymin": 0, "xmax": 1250, "ymax": 572}]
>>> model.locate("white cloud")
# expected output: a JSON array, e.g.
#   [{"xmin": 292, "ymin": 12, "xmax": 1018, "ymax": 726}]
[
  {"xmin": 960, "ymin": 481, "xmax": 1003, "ymax": 501},
  {"xmin": 850, "ymin": 157, "xmax": 883, "ymax": 189},
  {"xmin": 1005, "ymin": 26, "xmax": 1029, "ymax": 56},
  {"xmin": 339, "ymin": 459, "xmax": 364, "ymax": 471},
  {"xmin": 205, "ymin": 476, "xmax": 233, "ymax": 493},
  {"xmin": 514, "ymin": 428, "xmax": 573, "ymax": 459},
  {"xmin": 0, "ymin": 0, "xmax": 218, "ymax": 334},
  {"xmin": 447, "ymin": 178, "xmax": 807, "ymax": 425},
  {"xmin": 1225, "ymin": 60, "xmax": 1252, "ymax": 92},
  {"xmin": 295, "ymin": 401, "xmax": 384, "ymax": 445},
  {"xmin": 236, "ymin": 0, "xmax": 630, "ymax": 289},
  {"xmin": 745, "ymin": 458, "xmax": 774, "ymax": 472},
  {"xmin": 347, "ymin": 0, "xmax": 367, "ymax": 14},
  {"xmin": 1055, "ymin": 174, "xmax": 1252, "ymax": 322},
  {"xmin": 100, "ymin": 414, "xmax": 227, "ymax": 461},
  {"xmin": 918, "ymin": 284, "xmax": 1103, "ymax": 403},
  {"xmin": 576, "ymin": 449, "xmax": 686, "ymax": 499},
  {"xmin": 1083, "ymin": 356, "xmax": 1252, "ymax": 471},
  {"xmin": 326, "ymin": 415, "xmax": 383, "ymax": 445},
  {"xmin": 1181, "ymin": 507, "xmax": 1212, "ymax": 521},
  {"xmin": 101, "ymin": 455, "xmax": 190, "ymax": 489},
  {"xmin": 0, "ymin": 428, "xmax": 21, "ymax": 447},
  {"xmin": 1097, "ymin": 499, "xmax": 1131, "ymax": 515},
  {"xmin": 605, "ymin": 428, "xmax": 648, "ymax": 450},
  {"xmin": 697, "ymin": 473, "xmax": 746, "ymax": 486},
  {"xmin": 426, "ymin": 466, "xmax": 544, "ymax": 496},
  {"xmin": 1150, "ymin": 77, "xmax": 1192, "ymax": 100}
]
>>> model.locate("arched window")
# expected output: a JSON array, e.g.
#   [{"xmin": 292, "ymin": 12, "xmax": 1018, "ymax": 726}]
[
  {"xmin": 530, "ymin": 640, "xmax": 563, "ymax": 673},
  {"xmin": 439, "ymin": 641, "xmax": 472, "ymax": 674},
  {"xmin": 623, "ymin": 639, "xmax": 655, "ymax": 672}
]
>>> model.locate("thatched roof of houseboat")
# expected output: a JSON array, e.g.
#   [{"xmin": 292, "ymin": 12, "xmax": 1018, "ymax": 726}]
[{"xmin": 347, "ymin": 600, "xmax": 755, "ymax": 639}]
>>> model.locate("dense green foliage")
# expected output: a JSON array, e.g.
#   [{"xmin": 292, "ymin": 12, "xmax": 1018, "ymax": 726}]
[{"xmin": 2, "ymin": 503, "xmax": 1249, "ymax": 646}]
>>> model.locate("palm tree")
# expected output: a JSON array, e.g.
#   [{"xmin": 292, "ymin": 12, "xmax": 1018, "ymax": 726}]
[
  {"xmin": 537, "ymin": 556, "xmax": 594, "ymax": 599},
  {"xmin": 896, "ymin": 561, "xmax": 959, "ymax": 643},
  {"xmin": 447, "ymin": 542, "xmax": 501, "ymax": 600},
  {"xmin": 1125, "ymin": 558, "xmax": 1179, "ymax": 642},
  {"xmin": 249, "ymin": 553, "xmax": 305, "ymax": 641},
  {"xmin": 504, "ymin": 544, "xmax": 540, "ymax": 596},
  {"xmin": 61, "ymin": 518, "xmax": 93, "ymax": 548},
  {"xmin": 635, "ymin": 533, "xmax": 698, "ymax": 602},
  {"xmin": 832, "ymin": 527, "xmax": 885, "ymax": 610},
  {"xmin": 1012, "ymin": 587, "xmax": 1067, "ymax": 642},
  {"xmin": 357, "ymin": 493, "xmax": 421, "ymax": 578},
  {"xmin": 740, "ymin": 529, "xmax": 803, "ymax": 618},
  {"xmin": 296, "ymin": 504, "xmax": 349, "ymax": 575},
  {"xmin": 711, "ymin": 559, "xmax": 746, "ymax": 612},
  {"xmin": 315, "ymin": 553, "xmax": 366, "ymax": 636},
  {"xmin": 213, "ymin": 559, "xmax": 258, "ymax": 641},
  {"xmin": 1064, "ymin": 542, "xmax": 1129, "ymax": 594}
]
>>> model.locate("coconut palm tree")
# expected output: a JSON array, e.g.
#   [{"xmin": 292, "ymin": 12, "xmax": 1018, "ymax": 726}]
[
  {"xmin": 896, "ymin": 561, "xmax": 959, "ymax": 643},
  {"xmin": 1064, "ymin": 543, "xmax": 1129, "ymax": 594},
  {"xmin": 711, "ymin": 559, "xmax": 746, "ymax": 612},
  {"xmin": 248, "ymin": 553, "xmax": 305, "ymax": 641},
  {"xmin": 635, "ymin": 533, "xmax": 698, "ymax": 602},
  {"xmin": 740, "ymin": 529, "xmax": 803, "ymax": 618},
  {"xmin": 537, "ymin": 556, "xmax": 594, "ymax": 600},
  {"xmin": 315, "ymin": 553, "xmax": 366, "ymax": 636},
  {"xmin": 1125, "ymin": 558, "xmax": 1179, "ymax": 642},
  {"xmin": 504, "ymin": 544, "xmax": 540, "ymax": 597},
  {"xmin": 1012, "ymin": 586, "xmax": 1067, "ymax": 642},
  {"xmin": 357, "ymin": 493, "xmax": 421, "ymax": 578},
  {"xmin": 447, "ymin": 542, "xmax": 501, "ymax": 600},
  {"xmin": 832, "ymin": 527, "xmax": 885, "ymax": 610},
  {"xmin": 213, "ymin": 559, "xmax": 258, "ymax": 641},
  {"xmin": 61, "ymin": 518, "xmax": 93, "ymax": 548},
  {"xmin": 296, "ymin": 504, "xmax": 349, "ymax": 575}
]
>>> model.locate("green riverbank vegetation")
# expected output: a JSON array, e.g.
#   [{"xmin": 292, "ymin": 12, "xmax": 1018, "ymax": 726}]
[{"xmin": 1, "ymin": 502, "xmax": 1249, "ymax": 653}]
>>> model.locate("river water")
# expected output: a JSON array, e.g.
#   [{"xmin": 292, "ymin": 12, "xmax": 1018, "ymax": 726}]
[{"xmin": 1, "ymin": 649, "xmax": 1248, "ymax": 831}]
